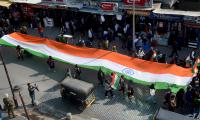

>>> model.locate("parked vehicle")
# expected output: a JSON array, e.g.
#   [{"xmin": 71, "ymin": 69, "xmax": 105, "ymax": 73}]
[{"xmin": 60, "ymin": 77, "xmax": 95, "ymax": 111}]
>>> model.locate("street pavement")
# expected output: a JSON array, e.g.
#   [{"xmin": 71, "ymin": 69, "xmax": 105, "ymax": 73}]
[
  {"xmin": 0, "ymin": 27, "xmax": 193, "ymax": 120},
  {"xmin": 0, "ymin": 47, "xmax": 159, "ymax": 120}
]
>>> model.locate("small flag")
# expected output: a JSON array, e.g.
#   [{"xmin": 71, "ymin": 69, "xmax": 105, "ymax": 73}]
[
  {"xmin": 193, "ymin": 57, "xmax": 200, "ymax": 74},
  {"xmin": 111, "ymin": 73, "xmax": 120, "ymax": 90}
]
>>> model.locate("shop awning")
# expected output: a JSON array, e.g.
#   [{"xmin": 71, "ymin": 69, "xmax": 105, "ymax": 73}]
[
  {"xmin": 79, "ymin": 8, "xmax": 122, "ymax": 15},
  {"xmin": 0, "ymin": 0, "xmax": 12, "ymax": 8},
  {"xmin": 153, "ymin": 9, "xmax": 200, "ymax": 17},
  {"xmin": 125, "ymin": 3, "xmax": 161, "ymax": 16},
  {"xmin": 10, "ymin": 0, "xmax": 41, "ymax": 4}
]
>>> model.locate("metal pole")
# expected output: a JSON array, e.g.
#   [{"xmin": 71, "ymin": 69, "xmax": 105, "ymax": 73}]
[
  {"xmin": 132, "ymin": 0, "xmax": 136, "ymax": 52},
  {"xmin": 0, "ymin": 50, "xmax": 18, "ymax": 108},
  {"xmin": 19, "ymin": 91, "xmax": 30, "ymax": 120}
]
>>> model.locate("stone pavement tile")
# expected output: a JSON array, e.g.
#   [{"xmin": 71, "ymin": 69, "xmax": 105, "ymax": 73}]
[
  {"xmin": 35, "ymin": 86, "xmax": 158, "ymax": 120},
  {"xmin": 81, "ymin": 87, "xmax": 158, "ymax": 120}
]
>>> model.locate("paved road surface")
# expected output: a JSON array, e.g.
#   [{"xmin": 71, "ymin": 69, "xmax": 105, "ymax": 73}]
[{"xmin": 0, "ymin": 27, "xmax": 192, "ymax": 120}]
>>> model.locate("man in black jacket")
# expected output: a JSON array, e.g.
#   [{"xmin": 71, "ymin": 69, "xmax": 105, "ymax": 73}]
[{"xmin": 97, "ymin": 68, "xmax": 105, "ymax": 86}]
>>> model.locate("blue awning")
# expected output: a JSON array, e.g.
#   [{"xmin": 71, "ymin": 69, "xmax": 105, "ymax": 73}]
[{"xmin": 79, "ymin": 7, "xmax": 122, "ymax": 15}]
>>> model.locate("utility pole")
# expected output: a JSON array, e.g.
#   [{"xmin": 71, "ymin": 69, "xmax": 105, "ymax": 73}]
[
  {"xmin": 19, "ymin": 91, "xmax": 30, "ymax": 120},
  {"xmin": 0, "ymin": 50, "xmax": 18, "ymax": 108},
  {"xmin": 132, "ymin": 0, "xmax": 136, "ymax": 51},
  {"xmin": 13, "ymin": 85, "xmax": 30, "ymax": 120}
]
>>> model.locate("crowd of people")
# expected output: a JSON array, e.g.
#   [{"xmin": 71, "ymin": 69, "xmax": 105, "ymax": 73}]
[
  {"xmin": 159, "ymin": 72, "xmax": 200, "ymax": 119},
  {"xmin": 0, "ymin": 4, "xmax": 195, "ymax": 68},
  {"xmin": 0, "ymin": 3, "xmax": 199, "ymax": 119}
]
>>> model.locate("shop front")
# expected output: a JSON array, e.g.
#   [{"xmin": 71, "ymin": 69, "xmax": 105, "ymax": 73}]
[
  {"xmin": 149, "ymin": 9, "xmax": 184, "ymax": 46},
  {"xmin": 120, "ymin": 2, "xmax": 161, "ymax": 34},
  {"xmin": 183, "ymin": 16, "xmax": 200, "ymax": 48}
]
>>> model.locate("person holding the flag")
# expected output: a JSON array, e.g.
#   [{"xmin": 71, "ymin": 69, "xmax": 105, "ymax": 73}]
[
  {"xmin": 110, "ymin": 72, "xmax": 120, "ymax": 90},
  {"xmin": 104, "ymin": 80, "xmax": 114, "ymax": 98},
  {"xmin": 127, "ymin": 84, "xmax": 134, "ymax": 99},
  {"xmin": 119, "ymin": 75, "xmax": 126, "ymax": 97},
  {"xmin": 97, "ymin": 68, "xmax": 105, "ymax": 86}
]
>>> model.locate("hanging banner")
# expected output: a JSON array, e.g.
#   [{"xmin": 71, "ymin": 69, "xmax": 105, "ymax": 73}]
[
  {"xmin": 43, "ymin": 17, "xmax": 54, "ymax": 27},
  {"xmin": 100, "ymin": 2, "xmax": 118, "ymax": 11},
  {"xmin": 123, "ymin": 0, "xmax": 152, "ymax": 7}
]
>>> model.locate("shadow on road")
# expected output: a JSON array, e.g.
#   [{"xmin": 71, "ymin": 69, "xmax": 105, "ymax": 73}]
[
  {"xmin": 35, "ymin": 97, "xmax": 82, "ymax": 119},
  {"xmin": 45, "ymin": 84, "xmax": 60, "ymax": 92}
]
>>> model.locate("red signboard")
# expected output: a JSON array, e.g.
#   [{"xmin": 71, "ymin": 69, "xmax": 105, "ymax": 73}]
[
  {"xmin": 100, "ymin": 2, "xmax": 117, "ymax": 11},
  {"xmin": 123, "ymin": 0, "xmax": 150, "ymax": 6}
]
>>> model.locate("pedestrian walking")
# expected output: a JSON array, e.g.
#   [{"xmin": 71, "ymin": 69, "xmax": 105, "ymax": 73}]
[
  {"xmin": 112, "ymin": 45, "xmax": 117, "ymax": 52},
  {"xmin": 37, "ymin": 25, "xmax": 44, "ymax": 38},
  {"xmin": 169, "ymin": 40, "xmax": 179, "ymax": 57},
  {"xmin": 190, "ymin": 73, "xmax": 200, "ymax": 90},
  {"xmin": 3, "ymin": 93, "xmax": 15, "ymax": 119},
  {"xmin": 185, "ymin": 85, "xmax": 194, "ymax": 114},
  {"xmin": 119, "ymin": 75, "xmax": 126, "ymax": 96},
  {"xmin": 105, "ymin": 80, "xmax": 114, "ymax": 98},
  {"xmin": 192, "ymin": 91, "xmax": 200, "ymax": 119},
  {"xmin": 147, "ymin": 84, "xmax": 156, "ymax": 104},
  {"xmin": 47, "ymin": 56, "xmax": 55, "ymax": 72},
  {"xmin": 103, "ymin": 40, "xmax": 109, "ymax": 50},
  {"xmin": 16, "ymin": 45, "xmax": 24, "ymax": 60},
  {"xmin": 20, "ymin": 26, "xmax": 27, "ymax": 34},
  {"xmin": 176, "ymin": 88, "xmax": 185, "ymax": 108},
  {"xmin": 65, "ymin": 68, "xmax": 72, "ymax": 78},
  {"xmin": 135, "ymin": 37, "xmax": 143, "ymax": 52},
  {"xmin": 97, "ymin": 68, "xmax": 105, "ymax": 86},
  {"xmin": 127, "ymin": 36, "xmax": 133, "ymax": 56},
  {"xmin": 168, "ymin": 94, "xmax": 176, "ymax": 112},
  {"xmin": 27, "ymin": 83, "xmax": 39, "ymax": 106},
  {"xmin": 190, "ymin": 48, "xmax": 197, "ymax": 65},
  {"xmin": 0, "ymin": 104, "xmax": 2, "ymax": 120},
  {"xmin": 127, "ymin": 84, "xmax": 134, "ymax": 100},
  {"xmin": 88, "ymin": 28, "xmax": 93, "ymax": 42},
  {"xmin": 164, "ymin": 90, "xmax": 172, "ymax": 105},
  {"xmin": 74, "ymin": 64, "xmax": 81, "ymax": 79}
]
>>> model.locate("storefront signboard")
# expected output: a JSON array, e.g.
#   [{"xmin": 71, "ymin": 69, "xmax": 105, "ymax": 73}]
[
  {"xmin": 100, "ymin": 2, "xmax": 118, "ymax": 11},
  {"xmin": 123, "ymin": 0, "xmax": 153, "ymax": 7},
  {"xmin": 126, "ymin": 10, "xmax": 151, "ymax": 16},
  {"xmin": 149, "ymin": 12, "xmax": 183, "ymax": 21},
  {"xmin": 184, "ymin": 16, "xmax": 200, "ymax": 28},
  {"xmin": 43, "ymin": 17, "xmax": 54, "ymax": 27}
]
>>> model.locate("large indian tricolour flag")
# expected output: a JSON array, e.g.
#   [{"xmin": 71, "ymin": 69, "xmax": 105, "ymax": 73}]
[{"xmin": 0, "ymin": 33, "xmax": 194, "ymax": 92}]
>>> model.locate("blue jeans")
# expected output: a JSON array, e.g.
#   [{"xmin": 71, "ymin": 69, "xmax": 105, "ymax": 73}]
[
  {"xmin": 39, "ymin": 32, "xmax": 44, "ymax": 38},
  {"xmin": 30, "ymin": 94, "xmax": 35, "ymax": 105},
  {"xmin": 193, "ymin": 107, "xmax": 200, "ymax": 118},
  {"xmin": 147, "ymin": 95, "xmax": 156, "ymax": 103}
]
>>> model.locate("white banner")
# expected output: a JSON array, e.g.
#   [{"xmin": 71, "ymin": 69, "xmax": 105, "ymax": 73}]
[{"xmin": 43, "ymin": 18, "xmax": 54, "ymax": 27}]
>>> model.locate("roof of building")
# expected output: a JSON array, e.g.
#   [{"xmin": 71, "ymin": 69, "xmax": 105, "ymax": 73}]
[
  {"xmin": 174, "ymin": 0, "xmax": 200, "ymax": 11},
  {"xmin": 153, "ymin": 9, "xmax": 200, "ymax": 17}
]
